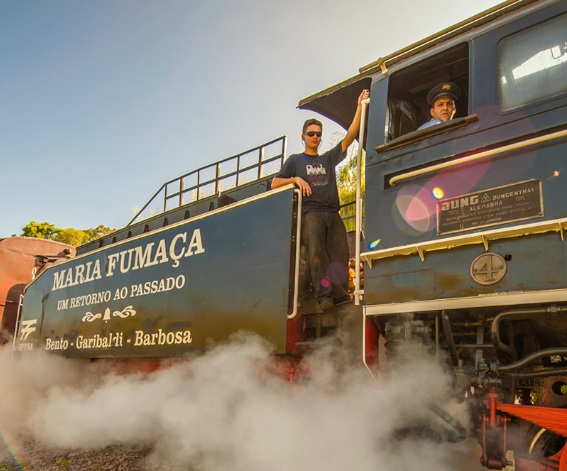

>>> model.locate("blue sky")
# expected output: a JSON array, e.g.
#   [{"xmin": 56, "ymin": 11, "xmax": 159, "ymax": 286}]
[{"xmin": 0, "ymin": 0, "xmax": 502, "ymax": 238}]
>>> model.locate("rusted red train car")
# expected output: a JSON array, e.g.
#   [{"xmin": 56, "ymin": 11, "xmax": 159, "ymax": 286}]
[{"xmin": 0, "ymin": 237, "xmax": 74, "ymax": 343}]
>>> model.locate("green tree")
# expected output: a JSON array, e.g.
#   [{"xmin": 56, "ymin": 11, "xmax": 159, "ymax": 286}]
[
  {"xmin": 52, "ymin": 228, "xmax": 88, "ymax": 246},
  {"xmin": 83, "ymin": 224, "xmax": 114, "ymax": 241},
  {"xmin": 329, "ymin": 131, "xmax": 365, "ymax": 232},
  {"xmin": 20, "ymin": 221, "xmax": 114, "ymax": 247},
  {"xmin": 21, "ymin": 221, "xmax": 59, "ymax": 239}
]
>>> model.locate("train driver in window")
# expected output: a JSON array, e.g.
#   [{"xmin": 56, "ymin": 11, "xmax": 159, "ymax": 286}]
[{"xmin": 417, "ymin": 82, "xmax": 460, "ymax": 131}]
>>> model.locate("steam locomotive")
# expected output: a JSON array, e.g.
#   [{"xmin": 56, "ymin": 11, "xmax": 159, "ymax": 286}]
[{"xmin": 8, "ymin": 0, "xmax": 567, "ymax": 469}]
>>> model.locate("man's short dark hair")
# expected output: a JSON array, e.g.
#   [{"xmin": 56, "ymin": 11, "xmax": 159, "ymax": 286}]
[{"xmin": 302, "ymin": 118, "xmax": 323, "ymax": 134}]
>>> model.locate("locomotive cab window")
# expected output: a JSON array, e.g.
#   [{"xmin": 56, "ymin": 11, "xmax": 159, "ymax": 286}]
[
  {"xmin": 498, "ymin": 13, "xmax": 567, "ymax": 111},
  {"xmin": 385, "ymin": 43, "xmax": 470, "ymax": 142}
]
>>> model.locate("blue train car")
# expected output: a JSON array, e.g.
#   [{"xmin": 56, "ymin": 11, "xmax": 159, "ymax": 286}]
[
  {"xmin": 15, "ymin": 187, "xmax": 297, "ymax": 358},
  {"xmin": 13, "ymin": 137, "xmax": 363, "ymax": 370}
]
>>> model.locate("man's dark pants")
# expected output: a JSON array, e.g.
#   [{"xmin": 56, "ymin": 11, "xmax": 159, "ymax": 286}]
[{"xmin": 299, "ymin": 210, "xmax": 350, "ymax": 304}]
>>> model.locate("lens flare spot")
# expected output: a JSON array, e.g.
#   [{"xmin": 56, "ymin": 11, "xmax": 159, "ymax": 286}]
[
  {"xmin": 369, "ymin": 239, "xmax": 381, "ymax": 250},
  {"xmin": 395, "ymin": 193, "xmax": 433, "ymax": 234},
  {"xmin": 320, "ymin": 278, "xmax": 330, "ymax": 289},
  {"xmin": 432, "ymin": 187, "xmax": 444, "ymax": 199}
]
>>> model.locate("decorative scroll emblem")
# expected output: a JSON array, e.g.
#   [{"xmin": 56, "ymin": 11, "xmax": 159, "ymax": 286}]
[
  {"xmin": 470, "ymin": 253, "xmax": 507, "ymax": 285},
  {"xmin": 82, "ymin": 306, "xmax": 136, "ymax": 323}
]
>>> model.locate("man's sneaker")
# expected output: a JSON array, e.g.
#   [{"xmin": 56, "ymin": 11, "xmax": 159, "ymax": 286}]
[
  {"xmin": 317, "ymin": 297, "xmax": 334, "ymax": 312},
  {"xmin": 334, "ymin": 295, "xmax": 351, "ymax": 306}
]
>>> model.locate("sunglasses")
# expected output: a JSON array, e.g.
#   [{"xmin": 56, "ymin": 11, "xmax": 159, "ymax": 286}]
[{"xmin": 304, "ymin": 131, "xmax": 322, "ymax": 137}]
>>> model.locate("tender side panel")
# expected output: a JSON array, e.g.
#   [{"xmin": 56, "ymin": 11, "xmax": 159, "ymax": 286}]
[{"xmin": 15, "ymin": 188, "xmax": 297, "ymax": 357}]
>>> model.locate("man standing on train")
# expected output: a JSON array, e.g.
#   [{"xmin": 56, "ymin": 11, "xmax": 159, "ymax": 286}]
[
  {"xmin": 418, "ymin": 82, "xmax": 460, "ymax": 130},
  {"xmin": 271, "ymin": 89, "xmax": 370, "ymax": 312}
]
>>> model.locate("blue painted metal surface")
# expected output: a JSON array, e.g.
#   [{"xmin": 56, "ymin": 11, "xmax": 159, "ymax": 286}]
[{"xmin": 15, "ymin": 187, "xmax": 298, "ymax": 358}]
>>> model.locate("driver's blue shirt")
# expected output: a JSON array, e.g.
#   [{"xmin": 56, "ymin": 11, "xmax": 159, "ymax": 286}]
[{"xmin": 417, "ymin": 118, "xmax": 442, "ymax": 130}]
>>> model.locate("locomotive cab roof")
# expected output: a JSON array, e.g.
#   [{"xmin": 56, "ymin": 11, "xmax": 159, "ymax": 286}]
[{"xmin": 297, "ymin": 0, "xmax": 539, "ymax": 130}]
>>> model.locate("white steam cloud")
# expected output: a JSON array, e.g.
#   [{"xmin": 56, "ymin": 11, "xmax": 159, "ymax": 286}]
[{"xmin": 0, "ymin": 333, "xmax": 486, "ymax": 470}]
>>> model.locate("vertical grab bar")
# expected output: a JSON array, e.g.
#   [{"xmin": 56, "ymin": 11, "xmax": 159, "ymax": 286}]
[
  {"xmin": 287, "ymin": 189, "xmax": 302, "ymax": 320},
  {"xmin": 355, "ymin": 98, "xmax": 370, "ymax": 305}
]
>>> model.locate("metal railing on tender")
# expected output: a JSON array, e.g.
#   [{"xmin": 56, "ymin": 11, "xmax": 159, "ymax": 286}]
[
  {"xmin": 339, "ymin": 200, "xmax": 357, "ymax": 230},
  {"xmin": 128, "ymin": 136, "xmax": 287, "ymax": 226}
]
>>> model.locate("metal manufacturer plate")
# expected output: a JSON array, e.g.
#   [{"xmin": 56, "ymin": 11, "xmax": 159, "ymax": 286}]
[{"xmin": 437, "ymin": 179, "xmax": 543, "ymax": 235}]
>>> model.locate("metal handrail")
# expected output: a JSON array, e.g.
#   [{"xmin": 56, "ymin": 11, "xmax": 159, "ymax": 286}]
[
  {"xmin": 288, "ymin": 188, "xmax": 302, "ymax": 320},
  {"xmin": 355, "ymin": 99, "xmax": 370, "ymax": 306},
  {"xmin": 128, "ymin": 136, "xmax": 287, "ymax": 226},
  {"xmin": 359, "ymin": 0, "xmax": 533, "ymax": 75},
  {"xmin": 339, "ymin": 200, "xmax": 356, "ymax": 223},
  {"xmin": 389, "ymin": 128, "xmax": 567, "ymax": 187},
  {"xmin": 361, "ymin": 217, "xmax": 567, "ymax": 266}
]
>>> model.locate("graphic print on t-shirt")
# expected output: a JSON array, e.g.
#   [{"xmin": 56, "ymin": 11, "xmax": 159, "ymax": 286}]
[{"xmin": 306, "ymin": 163, "xmax": 328, "ymax": 187}]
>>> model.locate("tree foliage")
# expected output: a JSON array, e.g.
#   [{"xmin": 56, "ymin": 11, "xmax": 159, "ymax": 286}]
[
  {"xmin": 329, "ymin": 131, "xmax": 365, "ymax": 232},
  {"xmin": 52, "ymin": 227, "xmax": 90, "ymax": 247},
  {"xmin": 21, "ymin": 221, "xmax": 58, "ymax": 239},
  {"xmin": 21, "ymin": 221, "xmax": 115, "ymax": 247},
  {"xmin": 83, "ymin": 225, "xmax": 115, "ymax": 241}
]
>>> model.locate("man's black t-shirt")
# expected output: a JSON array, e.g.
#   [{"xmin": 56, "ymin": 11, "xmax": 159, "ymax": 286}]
[{"xmin": 276, "ymin": 142, "xmax": 347, "ymax": 213}]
